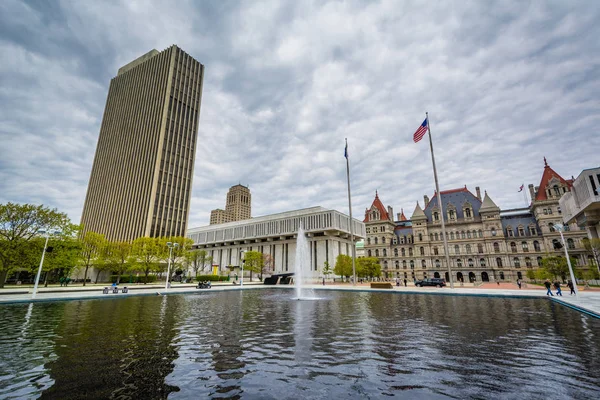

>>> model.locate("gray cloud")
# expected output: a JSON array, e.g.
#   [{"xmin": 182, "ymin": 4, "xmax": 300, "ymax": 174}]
[{"xmin": 1, "ymin": 0, "xmax": 599, "ymax": 229}]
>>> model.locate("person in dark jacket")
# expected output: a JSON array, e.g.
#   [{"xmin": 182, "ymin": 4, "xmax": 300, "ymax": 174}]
[
  {"xmin": 567, "ymin": 280, "xmax": 575, "ymax": 295},
  {"xmin": 544, "ymin": 279, "xmax": 553, "ymax": 296},
  {"xmin": 553, "ymin": 281, "xmax": 562, "ymax": 296}
]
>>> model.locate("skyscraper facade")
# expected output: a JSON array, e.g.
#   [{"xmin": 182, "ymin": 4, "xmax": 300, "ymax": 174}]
[
  {"xmin": 209, "ymin": 184, "xmax": 252, "ymax": 225},
  {"xmin": 81, "ymin": 45, "xmax": 204, "ymax": 241}
]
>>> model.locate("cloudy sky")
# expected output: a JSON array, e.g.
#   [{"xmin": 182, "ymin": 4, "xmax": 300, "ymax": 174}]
[{"xmin": 1, "ymin": 0, "xmax": 599, "ymax": 228}]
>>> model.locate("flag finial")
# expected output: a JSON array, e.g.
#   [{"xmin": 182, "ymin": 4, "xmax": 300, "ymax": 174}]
[{"xmin": 544, "ymin": 156, "xmax": 548, "ymax": 167}]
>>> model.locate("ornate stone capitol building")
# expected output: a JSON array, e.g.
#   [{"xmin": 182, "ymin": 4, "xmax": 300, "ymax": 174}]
[
  {"xmin": 363, "ymin": 159, "xmax": 593, "ymax": 283},
  {"xmin": 187, "ymin": 207, "xmax": 365, "ymax": 278}
]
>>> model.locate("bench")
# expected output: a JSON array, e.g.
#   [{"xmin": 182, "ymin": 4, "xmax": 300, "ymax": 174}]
[
  {"xmin": 370, "ymin": 282, "xmax": 393, "ymax": 289},
  {"xmin": 103, "ymin": 286, "xmax": 129, "ymax": 294}
]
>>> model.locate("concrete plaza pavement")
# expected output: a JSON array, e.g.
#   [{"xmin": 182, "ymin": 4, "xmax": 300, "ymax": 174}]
[{"xmin": 1, "ymin": 281, "xmax": 599, "ymax": 318}]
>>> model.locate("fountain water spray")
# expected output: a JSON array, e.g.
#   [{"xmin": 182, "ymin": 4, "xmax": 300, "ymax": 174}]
[{"xmin": 294, "ymin": 222, "xmax": 317, "ymax": 300}]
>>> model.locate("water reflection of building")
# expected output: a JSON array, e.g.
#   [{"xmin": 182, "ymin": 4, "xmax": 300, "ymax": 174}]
[
  {"xmin": 187, "ymin": 206, "xmax": 365, "ymax": 278},
  {"xmin": 364, "ymin": 160, "xmax": 592, "ymax": 283}
]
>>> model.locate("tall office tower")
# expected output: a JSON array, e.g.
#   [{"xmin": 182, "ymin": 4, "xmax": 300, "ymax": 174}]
[
  {"xmin": 225, "ymin": 184, "xmax": 252, "ymax": 221},
  {"xmin": 80, "ymin": 45, "xmax": 204, "ymax": 241},
  {"xmin": 209, "ymin": 209, "xmax": 229, "ymax": 225}
]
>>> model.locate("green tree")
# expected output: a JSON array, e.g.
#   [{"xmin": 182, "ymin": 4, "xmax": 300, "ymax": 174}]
[
  {"xmin": 104, "ymin": 241, "xmax": 132, "ymax": 284},
  {"xmin": 526, "ymin": 269, "xmax": 536, "ymax": 282},
  {"xmin": 582, "ymin": 237, "xmax": 600, "ymax": 275},
  {"xmin": 322, "ymin": 261, "xmax": 332, "ymax": 280},
  {"xmin": 243, "ymin": 251, "xmax": 264, "ymax": 281},
  {"xmin": 539, "ymin": 255, "xmax": 577, "ymax": 280},
  {"xmin": 131, "ymin": 237, "xmax": 161, "ymax": 283},
  {"xmin": 0, "ymin": 202, "xmax": 74, "ymax": 287},
  {"xmin": 78, "ymin": 231, "xmax": 106, "ymax": 286},
  {"xmin": 534, "ymin": 268, "xmax": 551, "ymax": 281},
  {"xmin": 334, "ymin": 254, "xmax": 353, "ymax": 280},
  {"xmin": 188, "ymin": 249, "xmax": 212, "ymax": 277},
  {"xmin": 43, "ymin": 235, "xmax": 81, "ymax": 286},
  {"xmin": 357, "ymin": 257, "xmax": 381, "ymax": 279}
]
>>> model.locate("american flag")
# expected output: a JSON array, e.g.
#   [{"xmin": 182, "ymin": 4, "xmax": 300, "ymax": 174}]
[{"xmin": 413, "ymin": 118, "xmax": 428, "ymax": 143}]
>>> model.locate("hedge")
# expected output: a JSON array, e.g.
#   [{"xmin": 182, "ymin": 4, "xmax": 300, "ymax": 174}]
[
  {"xmin": 195, "ymin": 275, "xmax": 230, "ymax": 282},
  {"xmin": 110, "ymin": 275, "xmax": 158, "ymax": 284}
]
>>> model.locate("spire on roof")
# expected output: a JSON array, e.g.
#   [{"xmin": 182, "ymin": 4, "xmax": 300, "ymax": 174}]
[
  {"xmin": 411, "ymin": 201, "xmax": 426, "ymax": 220},
  {"xmin": 544, "ymin": 157, "xmax": 548, "ymax": 167},
  {"xmin": 399, "ymin": 208, "xmax": 407, "ymax": 221},
  {"xmin": 480, "ymin": 191, "xmax": 500, "ymax": 213}
]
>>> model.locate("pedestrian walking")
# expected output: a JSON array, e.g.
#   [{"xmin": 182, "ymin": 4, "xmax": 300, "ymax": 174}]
[
  {"xmin": 322, "ymin": 277, "xmax": 325, "ymax": 286},
  {"xmin": 554, "ymin": 281, "xmax": 562, "ymax": 296},
  {"xmin": 517, "ymin": 279, "xmax": 522, "ymax": 289},
  {"xmin": 544, "ymin": 279, "xmax": 554, "ymax": 296},
  {"xmin": 567, "ymin": 280, "xmax": 575, "ymax": 295},
  {"xmin": 403, "ymin": 278, "xmax": 407, "ymax": 287}
]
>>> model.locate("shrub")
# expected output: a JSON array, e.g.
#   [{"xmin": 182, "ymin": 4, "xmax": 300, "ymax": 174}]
[
  {"xmin": 110, "ymin": 275, "xmax": 157, "ymax": 284},
  {"xmin": 196, "ymin": 275, "xmax": 229, "ymax": 282}
]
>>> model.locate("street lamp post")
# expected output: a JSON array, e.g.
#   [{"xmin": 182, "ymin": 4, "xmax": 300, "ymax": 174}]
[
  {"xmin": 240, "ymin": 250, "xmax": 246, "ymax": 287},
  {"xmin": 554, "ymin": 224, "xmax": 578, "ymax": 297},
  {"xmin": 165, "ymin": 242, "xmax": 179, "ymax": 290},
  {"xmin": 32, "ymin": 229, "xmax": 60, "ymax": 300}
]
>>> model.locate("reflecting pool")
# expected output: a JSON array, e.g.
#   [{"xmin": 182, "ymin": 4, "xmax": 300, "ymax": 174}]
[{"xmin": 1, "ymin": 290, "xmax": 599, "ymax": 399}]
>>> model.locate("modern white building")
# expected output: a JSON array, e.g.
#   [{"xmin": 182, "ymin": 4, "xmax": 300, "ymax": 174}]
[
  {"xmin": 560, "ymin": 167, "xmax": 600, "ymax": 238},
  {"xmin": 187, "ymin": 206, "xmax": 365, "ymax": 279}
]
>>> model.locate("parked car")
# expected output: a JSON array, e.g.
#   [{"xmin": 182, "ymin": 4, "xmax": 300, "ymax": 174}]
[{"xmin": 414, "ymin": 278, "xmax": 446, "ymax": 288}]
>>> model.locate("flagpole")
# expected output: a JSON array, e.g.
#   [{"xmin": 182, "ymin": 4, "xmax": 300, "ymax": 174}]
[
  {"xmin": 345, "ymin": 138, "xmax": 357, "ymax": 286},
  {"xmin": 426, "ymin": 112, "xmax": 454, "ymax": 289}
]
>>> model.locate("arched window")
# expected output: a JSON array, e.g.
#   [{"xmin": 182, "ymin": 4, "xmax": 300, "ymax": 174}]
[
  {"xmin": 434, "ymin": 233, "xmax": 439, "ymax": 241},
  {"xmin": 479, "ymin": 258, "xmax": 486, "ymax": 267},
  {"xmin": 494, "ymin": 242, "xmax": 500, "ymax": 253},
  {"xmin": 457, "ymin": 259, "xmax": 463, "ymax": 268},
  {"xmin": 510, "ymin": 242, "xmax": 517, "ymax": 253},
  {"xmin": 394, "ymin": 248, "xmax": 398, "ymax": 257},
  {"xmin": 375, "ymin": 249, "xmax": 379, "ymax": 257},
  {"xmin": 368, "ymin": 250, "xmax": 372, "ymax": 256},
  {"xmin": 418, "ymin": 233, "xmax": 423, "ymax": 241},
  {"xmin": 467, "ymin": 231, "xmax": 472, "ymax": 239},
  {"xmin": 525, "ymin": 257, "xmax": 532, "ymax": 267},
  {"xmin": 552, "ymin": 239, "xmax": 561, "ymax": 250},
  {"xmin": 367, "ymin": 237, "xmax": 371, "ymax": 245},
  {"xmin": 468, "ymin": 258, "xmax": 474, "ymax": 267},
  {"xmin": 383, "ymin": 249, "xmax": 387, "ymax": 257},
  {"xmin": 402, "ymin": 260, "xmax": 407, "ymax": 269},
  {"xmin": 450, "ymin": 232, "xmax": 455, "ymax": 240},
  {"xmin": 384, "ymin": 261, "xmax": 388, "ymax": 269},
  {"xmin": 374, "ymin": 237, "xmax": 378, "ymax": 245},
  {"xmin": 420, "ymin": 247, "xmax": 425, "ymax": 256},
  {"xmin": 514, "ymin": 257, "xmax": 521, "ymax": 268},
  {"xmin": 433, "ymin": 212, "xmax": 439, "ymax": 221},
  {"xmin": 409, "ymin": 248, "xmax": 413, "ymax": 256},
  {"xmin": 496, "ymin": 257, "xmax": 503, "ymax": 267},
  {"xmin": 382, "ymin": 237, "xmax": 386, "ymax": 244},
  {"xmin": 454, "ymin": 245, "xmax": 460, "ymax": 254},
  {"xmin": 435, "ymin": 259, "xmax": 441, "ymax": 268},
  {"xmin": 567, "ymin": 238, "xmax": 575, "ymax": 250},
  {"xmin": 461, "ymin": 231, "xmax": 466, "ymax": 239},
  {"xmin": 410, "ymin": 260, "xmax": 415, "ymax": 269},
  {"xmin": 533, "ymin": 241, "xmax": 541, "ymax": 251},
  {"xmin": 477, "ymin": 243, "xmax": 484, "ymax": 253},
  {"xmin": 429, "ymin": 233, "xmax": 433, "ymax": 241},
  {"xmin": 548, "ymin": 223, "xmax": 555, "ymax": 232},
  {"xmin": 537, "ymin": 256, "xmax": 543, "ymax": 266},
  {"xmin": 466, "ymin": 244, "xmax": 471, "ymax": 253},
  {"xmin": 522, "ymin": 241, "xmax": 528, "ymax": 252},
  {"xmin": 478, "ymin": 230, "xmax": 483, "ymax": 238},
  {"xmin": 421, "ymin": 260, "xmax": 426, "ymax": 268},
  {"xmin": 401, "ymin": 248, "xmax": 406, "ymax": 257},
  {"xmin": 395, "ymin": 260, "xmax": 399, "ymax": 268},
  {"xmin": 433, "ymin": 247, "xmax": 439, "ymax": 255}
]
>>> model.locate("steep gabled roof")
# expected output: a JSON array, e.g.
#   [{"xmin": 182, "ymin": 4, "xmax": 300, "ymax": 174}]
[
  {"xmin": 411, "ymin": 202, "xmax": 426, "ymax": 220},
  {"xmin": 423, "ymin": 186, "xmax": 482, "ymax": 221},
  {"xmin": 398, "ymin": 208, "xmax": 407, "ymax": 221},
  {"xmin": 535, "ymin": 157, "xmax": 571, "ymax": 201},
  {"xmin": 363, "ymin": 191, "xmax": 390, "ymax": 222},
  {"xmin": 479, "ymin": 191, "xmax": 500, "ymax": 213}
]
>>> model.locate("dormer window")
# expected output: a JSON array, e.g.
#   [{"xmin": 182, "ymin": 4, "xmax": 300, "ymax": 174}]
[
  {"xmin": 433, "ymin": 212, "xmax": 440, "ymax": 221},
  {"xmin": 449, "ymin": 210, "xmax": 455, "ymax": 220},
  {"xmin": 506, "ymin": 226, "xmax": 514, "ymax": 237},
  {"xmin": 518, "ymin": 226, "xmax": 525, "ymax": 237},
  {"xmin": 465, "ymin": 208, "xmax": 472, "ymax": 218},
  {"xmin": 553, "ymin": 185, "xmax": 560, "ymax": 196}
]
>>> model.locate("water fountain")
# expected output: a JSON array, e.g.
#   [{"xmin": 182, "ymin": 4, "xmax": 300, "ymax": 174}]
[{"xmin": 294, "ymin": 222, "xmax": 318, "ymax": 300}]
